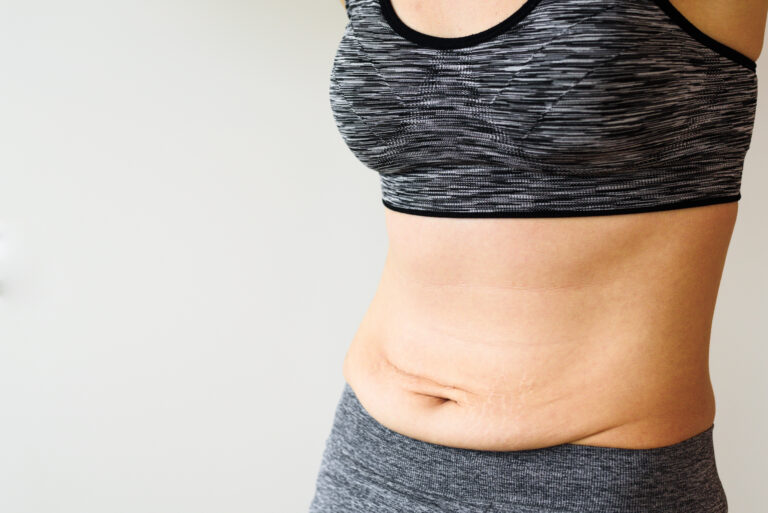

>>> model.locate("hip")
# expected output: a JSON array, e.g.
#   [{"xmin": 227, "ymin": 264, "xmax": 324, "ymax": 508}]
[
  {"xmin": 309, "ymin": 383, "xmax": 727, "ymax": 513},
  {"xmin": 342, "ymin": 288, "xmax": 718, "ymax": 451}
]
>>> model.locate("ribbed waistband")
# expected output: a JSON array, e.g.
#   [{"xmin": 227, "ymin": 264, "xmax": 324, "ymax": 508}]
[{"xmin": 323, "ymin": 383, "xmax": 726, "ymax": 512}]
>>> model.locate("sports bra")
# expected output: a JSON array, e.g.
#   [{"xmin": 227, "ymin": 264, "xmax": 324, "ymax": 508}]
[{"xmin": 329, "ymin": 0, "xmax": 758, "ymax": 218}]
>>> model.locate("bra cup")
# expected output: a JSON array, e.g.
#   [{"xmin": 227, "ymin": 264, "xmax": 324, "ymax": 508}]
[
  {"xmin": 488, "ymin": 53, "xmax": 711, "ymax": 175},
  {"xmin": 329, "ymin": 26, "xmax": 410, "ymax": 172},
  {"xmin": 329, "ymin": 80, "xmax": 393, "ymax": 171},
  {"xmin": 328, "ymin": 0, "xmax": 757, "ymax": 215}
]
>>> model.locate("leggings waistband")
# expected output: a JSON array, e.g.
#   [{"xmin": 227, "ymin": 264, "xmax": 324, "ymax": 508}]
[{"xmin": 316, "ymin": 383, "xmax": 727, "ymax": 512}]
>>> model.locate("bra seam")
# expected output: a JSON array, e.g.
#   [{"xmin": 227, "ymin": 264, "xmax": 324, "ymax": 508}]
[
  {"xmin": 516, "ymin": 53, "xmax": 626, "ymax": 144},
  {"xmin": 330, "ymin": 78, "xmax": 399, "ymax": 167},
  {"xmin": 485, "ymin": 3, "xmax": 623, "ymax": 106},
  {"xmin": 347, "ymin": 23, "xmax": 410, "ymax": 110}
]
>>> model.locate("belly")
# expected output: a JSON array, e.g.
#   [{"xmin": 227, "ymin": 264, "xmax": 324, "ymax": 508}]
[{"xmin": 342, "ymin": 202, "xmax": 737, "ymax": 451}]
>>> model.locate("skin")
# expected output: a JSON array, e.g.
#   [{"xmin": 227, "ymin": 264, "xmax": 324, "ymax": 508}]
[
  {"xmin": 335, "ymin": 0, "xmax": 768, "ymax": 450},
  {"xmin": 339, "ymin": 0, "xmax": 766, "ymax": 61}
]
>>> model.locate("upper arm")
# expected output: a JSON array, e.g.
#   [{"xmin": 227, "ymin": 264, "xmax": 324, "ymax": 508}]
[{"xmin": 670, "ymin": 0, "xmax": 768, "ymax": 62}]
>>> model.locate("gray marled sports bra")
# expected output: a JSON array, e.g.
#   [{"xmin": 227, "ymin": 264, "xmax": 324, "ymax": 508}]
[{"xmin": 329, "ymin": 0, "xmax": 758, "ymax": 217}]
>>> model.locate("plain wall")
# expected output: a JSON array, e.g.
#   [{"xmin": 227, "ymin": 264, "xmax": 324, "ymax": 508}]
[{"xmin": 0, "ymin": 1, "xmax": 765, "ymax": 512}]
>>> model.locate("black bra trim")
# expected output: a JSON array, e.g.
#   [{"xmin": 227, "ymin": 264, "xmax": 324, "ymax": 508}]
[
  {"xmin": 382, "ymin": 194, "xmax": 741, "ymax": 218},
  {"xmin": 650, "ymin": 0, "xmax": 757, "ymax": 72},
  {"xmin": 379, "ymin": 0, "xmax": 757, "ymax": 71},
  {"xmin": 378, "ymin": 0, "xmax": 546, "ymax": 49}
]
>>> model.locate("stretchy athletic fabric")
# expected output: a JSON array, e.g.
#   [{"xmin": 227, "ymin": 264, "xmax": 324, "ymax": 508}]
[
  {"xmin": 329, "ymin": 0, "xmax": 758, "ymax": 217},
  {"xmin": 308, "ymin": 383, "xmax": 728, "ymax": 512}
]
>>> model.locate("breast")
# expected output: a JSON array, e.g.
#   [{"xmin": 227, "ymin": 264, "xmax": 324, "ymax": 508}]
[{"xmin": 328, "ymin": 0, "xmax": 757, "ymax": 216}]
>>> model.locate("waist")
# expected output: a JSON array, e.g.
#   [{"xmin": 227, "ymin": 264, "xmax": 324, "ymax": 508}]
[
  {"xmin": 344, "ymin": 284, "xmax": 717, "ymax": 451},
  {"xmin": 342, "ymin": 205, "xmax": 734, "ymax": 450}
]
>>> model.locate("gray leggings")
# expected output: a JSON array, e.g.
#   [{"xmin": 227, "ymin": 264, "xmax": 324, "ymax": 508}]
[{"xmin": 308, "ymin": 383, "xmax": 727, "ymax": 512}]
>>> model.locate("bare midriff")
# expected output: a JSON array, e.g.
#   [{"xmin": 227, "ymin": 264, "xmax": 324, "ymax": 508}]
[{"xmin": 342, "ymin": 202, "xmax": 737, "ymax": 451}]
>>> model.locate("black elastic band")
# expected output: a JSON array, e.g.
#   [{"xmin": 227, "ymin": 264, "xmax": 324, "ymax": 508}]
[
  {"xmin": 382, "ymin": 194, "xmax": 741, "ymax": 218},
  {"xmin": 379, "ymin": 0, "xmax": 545, "ymax": 50}
]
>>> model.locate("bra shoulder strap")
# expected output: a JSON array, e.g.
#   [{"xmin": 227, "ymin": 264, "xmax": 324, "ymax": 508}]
[{"xmin": 343, "ymin": 0, "xmax": 365, "ymax": 20}]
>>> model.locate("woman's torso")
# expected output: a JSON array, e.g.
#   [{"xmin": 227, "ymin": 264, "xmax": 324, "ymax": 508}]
[{"xmin": 339, "ymin": 0, "xmax": 764, "ymax": 451}]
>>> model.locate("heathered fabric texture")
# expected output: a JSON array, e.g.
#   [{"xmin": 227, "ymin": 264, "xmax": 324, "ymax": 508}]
[
  {"xmin": 308, "ymin": 383, "xmax": 728, "ymax": 512},
  {"xmin": 329, "ymin": 0, "xmax": 758, "ymax": 217}
]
